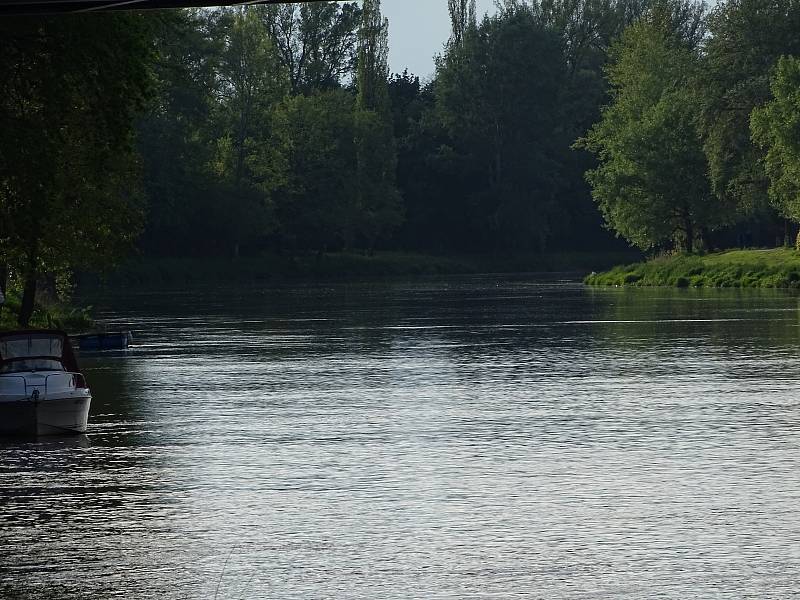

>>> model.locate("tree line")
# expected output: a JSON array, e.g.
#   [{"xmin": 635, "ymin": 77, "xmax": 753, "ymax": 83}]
[
  {"xmin": 1, "ymin": 0, "xmax": 800, "ymax": 325},
  {"xmin": 579, "ymin": 0, "xmax": 800, "ymax": 254}
]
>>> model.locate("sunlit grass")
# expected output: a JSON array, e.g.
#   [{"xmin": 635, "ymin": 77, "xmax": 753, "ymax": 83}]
[{"xmin": 585, "ymin": 248, "xmax": 800, "ymax": 288}]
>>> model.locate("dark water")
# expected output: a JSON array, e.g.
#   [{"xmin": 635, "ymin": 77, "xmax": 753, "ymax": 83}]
[{"xmin": 2, "ymin": 277, "xmax": 800, "ymax": 599}]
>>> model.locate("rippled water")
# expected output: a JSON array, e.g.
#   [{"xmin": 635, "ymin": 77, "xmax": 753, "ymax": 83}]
[{"xmin": 2, "ymin": 277, "xmax": 800, "ymax": 599}]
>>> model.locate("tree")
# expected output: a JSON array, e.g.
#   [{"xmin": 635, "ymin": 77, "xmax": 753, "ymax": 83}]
[
  {"xmin": 435, "ymin": 9, "xmax": 570, "ymax": 251},
  {"xmin": 0, "ymin": 14, "xmax": 155, "ymax": 325},
  {"xmin": 577, "ymin": 17, "xmax": 725, "ymax": 252},
  {"xmin": 270, "ymin": 90, "xmax": 359, "ymax": 252},
  {"xmin": 751, "ymin": 56, "xmax": 800, "ymax": 226},
  {"xmin": 213, "ymin": 8, "xmax": 287, "ymax": 187},
  {"xmin": 211, "ymin": 7, "xmax": 288, "ymax": 256},
  {"xmin": 702, "ymin": 0, "xmax": 800, "ymax": 214},
  {"xmin": 448, "ymin": 0, "xmax": 477, "ymax": 48},
  {"xmin": 354, "ymin": 0, "xmax": 403, "ymax": 252},
  {"xmin": 136, "ymin": 9, "xmax": 222, "ymax": 256},
  {"xmin": 262, "ymin": 2, "xmax": 361, "ymax": 94}
]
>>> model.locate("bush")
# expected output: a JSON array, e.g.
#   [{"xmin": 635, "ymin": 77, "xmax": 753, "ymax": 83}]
[{"xmin": 623, "ymin": 273, "xmax": 642, "ymax": 284}]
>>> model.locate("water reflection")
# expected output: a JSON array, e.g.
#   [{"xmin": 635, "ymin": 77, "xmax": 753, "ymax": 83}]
[{"xmin": 2, "ymin": 279, "xmax": 800, "ymax": 598}]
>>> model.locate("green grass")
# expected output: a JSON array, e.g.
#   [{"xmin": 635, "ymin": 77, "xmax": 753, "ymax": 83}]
[
  {"xmin": 585, "ymin": 248, "xmax": 800, "ymax": 288},
  {"xmin": 83, "ymin": 250, "xmax": 640, "ymax": 287},
  {"xmin": 0, "ymin": 289, "xmax": 95, "ymax": 332}
]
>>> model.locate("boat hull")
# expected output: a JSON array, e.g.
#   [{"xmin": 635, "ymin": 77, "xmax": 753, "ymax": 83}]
[
  {"xmin": 77, "ymin": 331, "xmax": 132, "ymax": 351},
  {"xmin": 0, "ymin": 394, "xmax": 91, "ymax": 436}
]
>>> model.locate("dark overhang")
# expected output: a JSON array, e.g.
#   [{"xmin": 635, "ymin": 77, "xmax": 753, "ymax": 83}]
[{"xmin": 0, "ymin": 0, "xmax": 321, "ymax": 15}]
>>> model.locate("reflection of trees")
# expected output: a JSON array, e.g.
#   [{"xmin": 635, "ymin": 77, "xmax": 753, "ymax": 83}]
[{"xmin": 586, "ymin": 286, "xmax": 800, "ymax": 351}]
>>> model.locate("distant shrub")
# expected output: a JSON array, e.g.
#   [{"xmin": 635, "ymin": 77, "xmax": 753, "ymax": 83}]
[
  {"xmin": 689, "ymin": 275, "xmax": 705, "ymax": 287},
  {"xmin": 623, "ymin": 273, "xmax": 642, "ymax": 284},
  {"xmin": 675, "ymin": 276, "xmax": 690, "ymax": 288}
]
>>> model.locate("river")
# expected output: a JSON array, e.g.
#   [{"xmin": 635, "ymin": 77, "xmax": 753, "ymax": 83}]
[{"xmin": 1, "ymin": 277, "xmax": 799, "ymax": 598}]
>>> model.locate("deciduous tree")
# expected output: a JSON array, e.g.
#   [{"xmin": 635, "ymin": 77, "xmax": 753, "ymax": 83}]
[
  {"xmin": 0, "ymin": 14, "xmax": 155, "ymax": 325},
  {"xmin": 578, "ymin": 17, "xmax": 724, "ymax": 252},
  {"xmin": 354, "ymin": 0, "xmax": 403, "ymax": 252},
  {"xmin": 751, "ymin": 56, "xmax": 800, "ymax": 225}
]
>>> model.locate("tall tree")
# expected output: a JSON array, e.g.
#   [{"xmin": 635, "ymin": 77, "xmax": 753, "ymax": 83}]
[
  {"xmin": 262, "ymin": 2, "xmax": 361, "ymax": 94},
  {"xmin": 270, "ymin": 90, "xmax": 359, "ymax": 252},
  {"xmin": 448, "ymin": 0, "xmax": 477, "ymax": 47},
  {"xmin": 211, "ymin": 7, "xmax": 288, "ymax": 256},
  {"xmin": 214, "ymin": 7, "xmax": 286, "ymax": 187},
  {"xmin": 578, "ymin": 16, "xmax": 724, "ymax": 253},
  {"xmin": 701, "ymin": 0, "xmax": 800, "ymax": 215},
  {"xmin": 0, "ymin": 14, "xmax": 155, "ymax": 325},
  {"xmin": 354, "ymin": 0, "xmax": 403, "ymax": 251},
  {"xmin": 435, "ymin": 9, "xmax": 569, "ymax": 251},
  {"xmin": 136, "ymin": 9, "xmax": 222, "ymax": 256},
  {"xmin": 751, "ymin": 56, "xmax": 800, "ymax": 227}
]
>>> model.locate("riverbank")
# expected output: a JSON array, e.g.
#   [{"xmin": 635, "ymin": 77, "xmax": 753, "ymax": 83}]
[
  {"xmin": 0, "ymin": 290, "xmax": 94, "ymax": 332},
  {"xmin": 81, "ymin": 250, "xmax": 640, "ymax": 287},
  {"xmin": 585, "ymin": 248, "xmax": 800, "ymax": 288}
]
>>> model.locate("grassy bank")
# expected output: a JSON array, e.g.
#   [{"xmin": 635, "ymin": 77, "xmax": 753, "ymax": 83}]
[
  {"xmin": 585, "ymin": 248, "xmax": 800, "ymax": 288},
  {"xmin": 83, "ymin": 250, "xmax": 640, "ymax": 287},
  {"xmin": 0, "ymin": 290, "xmax": 94, "ymax": 332}
]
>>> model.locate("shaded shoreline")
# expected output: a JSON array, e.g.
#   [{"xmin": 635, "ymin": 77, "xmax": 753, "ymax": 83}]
[{"xmin": 79, "ymin": 250, "xmax": 640, "ymax": 288}]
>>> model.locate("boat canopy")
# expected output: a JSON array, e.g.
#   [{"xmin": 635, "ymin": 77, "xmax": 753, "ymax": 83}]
[{"xmin": 0, "ymin": 330, "xmax": 81, "ymax": 373}]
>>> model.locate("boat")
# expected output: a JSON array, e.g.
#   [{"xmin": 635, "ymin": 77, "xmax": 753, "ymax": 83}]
[
  {"xmin": 76, "ymin": 330, "xmax": 132, "ymax": 351},
  {"xmin": 0, "ymin": 330, "xmax": 92, "ymax": 436}
]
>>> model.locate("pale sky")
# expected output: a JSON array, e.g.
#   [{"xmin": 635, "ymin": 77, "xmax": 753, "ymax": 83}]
[{"xmin": 380, "ymin": 0, "xmax": 498, "ymax": 78}]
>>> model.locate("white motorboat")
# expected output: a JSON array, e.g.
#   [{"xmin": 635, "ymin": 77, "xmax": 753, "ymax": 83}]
[{"xmin": 0, "ymin": 330, "xmax": 91, "ymax": 436}]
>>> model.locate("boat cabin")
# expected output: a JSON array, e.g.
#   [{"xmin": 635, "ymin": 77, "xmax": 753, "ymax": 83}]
[{"xmin": 0, "ymin": 330, "xmax": 81, "ymax": 374}]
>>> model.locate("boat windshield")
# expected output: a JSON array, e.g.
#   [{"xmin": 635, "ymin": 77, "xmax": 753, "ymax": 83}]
[
  {"xmin": 0, "ymin": 334, "xmax": 64, "ymax": 360},
  {"xmin": 0, "ymin": 358, "xmax": 64, "ymax": 373}
]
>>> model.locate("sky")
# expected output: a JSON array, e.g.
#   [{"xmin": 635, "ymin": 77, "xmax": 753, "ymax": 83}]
[{"xmin": 381, "ymin": 0, "xmax": 497, "ymax": 79}]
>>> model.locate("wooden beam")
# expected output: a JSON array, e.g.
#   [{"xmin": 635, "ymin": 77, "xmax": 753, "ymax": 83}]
[{"xmin": 0, "ymin": 0, "xmax": 324, "ymax": 16}]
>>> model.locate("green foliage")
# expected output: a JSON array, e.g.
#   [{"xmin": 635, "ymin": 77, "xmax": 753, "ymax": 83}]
[
  {"xmin": 586, "ymin": 248, "xmax": 800, "ymax": 287},
  {"xmin": 0, "ymin": 14, "xmax": 154, "ymax": 268},
  {"xmin": 0, "ymin": 13, "xmax": 157, "ymax": 324},
  {"xmin": 435, "ymin": 8, "xmax": 571, "ymax": 251},
  {"xmin": 213, "ymin": 7, "xmax": 287, "ymax": 186},
  {"xmin": 751, "ymin": 56, "xmax": 800, "ymax": 222},
  {"xmin": 132, "ymin": 0, "xmax": 704, "ymax": 264},
  {"xmin": 355, "ymin": 0, "xmax": 404, "ymax": 250},
  {"xmin": 356, "ymin": 0, "xmax": 391, "ymax": 115},
  {"xmin": 578, "ymin": 15, "xmax": 725, "ymax": 253},
  {"xmin": 701, "ymin": 0, "xmax": 800, "ymax": 214},
  {"xmin": 263, "ymin": 2, "xmax": 362, "ymax": 93},
  {"xmin": 10, "ymin": 0, "xmax": 799, "ymax": 298},
  {"xmin": 0, "ymin": 287, "xmax": 94, "ymax": 332},
  {"xmin": 270, "ymin": 90, "xmax": 359, "ymax": 250},
  {"xmin": 448, "ymin": 0, "xmax": 477, "ymax": 48},
  {"xmin": 140, "ymin": 2, "xmax": 405, "ymax": 258}
]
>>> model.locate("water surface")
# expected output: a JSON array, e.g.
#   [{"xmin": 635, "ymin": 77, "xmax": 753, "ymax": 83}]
[{"xmin": 2, "ymin": 278, "xmax": 800, "ymax": 598}]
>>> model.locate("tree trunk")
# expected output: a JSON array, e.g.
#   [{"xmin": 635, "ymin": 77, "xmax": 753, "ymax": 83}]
[
  {"xmin": 682, "ymin": 209, "xmax": 694, "ymax": 254},
  {"xmin": 18, "ymin": 273, "xmax": 37, "ymax": 328},
  {"xmin": 493, "ymin": 119, "xmax": 502, "ymax": 186},
  {"xmin": 18, "ymin": 247, "xmax": 38, "ymax": 328},
  {"xmin": 0, "ymin": 263, "xmax": 7, "ymax": 297}
]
